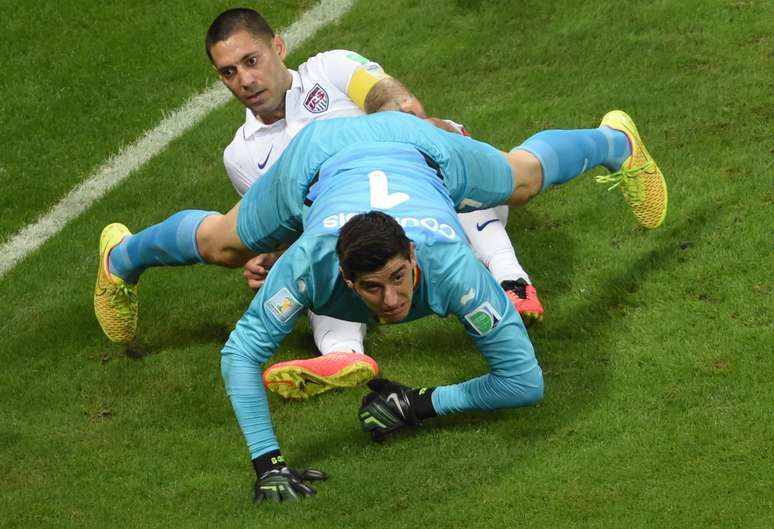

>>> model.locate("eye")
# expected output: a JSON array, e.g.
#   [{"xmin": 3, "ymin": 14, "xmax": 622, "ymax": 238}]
[
  {"xmin": 221, "ymin": 67, "xmax": 235, "ymax": 78},
  {"xmin": 246, "ymin": 55, "xmax": 258, "ymax": 66}
]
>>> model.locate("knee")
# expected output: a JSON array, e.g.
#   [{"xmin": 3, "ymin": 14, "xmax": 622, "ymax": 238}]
[
  {"xmin": 196, "ymin": 214, "xmax": 243, "ymax": 266},
  {"xmin": 195, "ymin": 214, "xmax": 220, "ymax": 263},
  {"xmin": 506, "ymin": 150, "xmax": 544, "ymax": 205},
  {"xmin": 520, "ymin": 152, "xmax": 544, "ymax": 197}
]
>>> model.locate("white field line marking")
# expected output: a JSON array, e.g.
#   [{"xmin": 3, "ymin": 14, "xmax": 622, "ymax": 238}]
[{"xmin": 0, "ymin": 0, "xmax": 354, "ymax": 280}]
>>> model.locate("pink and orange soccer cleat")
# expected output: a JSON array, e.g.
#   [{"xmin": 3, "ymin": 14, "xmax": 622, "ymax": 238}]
[
  {"xmin": 263, "ymin": 352, "xmax": 380, "ymax": 399},
  {"xmin": 501, "ymin": 279, "xmax": 544, "ymax": 326}
]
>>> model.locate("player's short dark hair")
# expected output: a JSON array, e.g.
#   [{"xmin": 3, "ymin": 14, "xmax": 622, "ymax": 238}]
[
  {"xmin": 205, "ymin": 8, "xmax": 275, "ymax": 63},
  {"xmin": 336, "ymin": 211, "xmax": 412, "ymax": 281}
]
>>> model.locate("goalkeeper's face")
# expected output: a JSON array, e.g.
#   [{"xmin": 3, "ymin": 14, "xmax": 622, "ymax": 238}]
[{"xmin": 348, "ymin": 246, "xmax": 417, "ymax": 323}]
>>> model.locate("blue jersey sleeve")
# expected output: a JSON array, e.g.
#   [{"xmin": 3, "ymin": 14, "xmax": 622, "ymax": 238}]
[
  {"xmin": 428, "ymin": 248, "xmax": 543, "ymax": 415},
  {"xmin": 220, "ymin": 248, "xmax": 309, "ymax": 459}
]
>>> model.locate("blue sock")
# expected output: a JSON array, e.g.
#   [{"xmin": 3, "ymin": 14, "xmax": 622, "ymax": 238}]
[
  {"xmin": 109, "ymin": 210, "xmax": 216, "ymax": 283},
  {"xmin": 516, "ymin": 127, "xmax": 630, "ymax": 192}
]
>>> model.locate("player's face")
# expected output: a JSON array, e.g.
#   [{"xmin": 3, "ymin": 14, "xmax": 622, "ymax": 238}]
[
  {"xmin": 210, "ymin": 30, "xmax": 291, "ymax": 124},
  {"xmin": 348, "ymin": 247, "xmax": 417, "ymax": 323}
]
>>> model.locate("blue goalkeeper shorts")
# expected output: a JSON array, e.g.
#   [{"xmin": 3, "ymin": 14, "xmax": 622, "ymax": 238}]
[{"xmin": 236, "ymin": 112, "xmax": 513, "ymax": 253}]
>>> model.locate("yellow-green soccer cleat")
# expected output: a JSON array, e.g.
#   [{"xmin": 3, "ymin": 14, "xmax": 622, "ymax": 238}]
[
  {"xmin": 94, "ymin": 223, "xmax": 138, "ymax": 343},
  {"xmin": 263, "ymin": 352, "xmax": 380, "ymax": 399},
  {"xmin": 596, "ymin": 110, "xmax": 668, "ymax": 229}
]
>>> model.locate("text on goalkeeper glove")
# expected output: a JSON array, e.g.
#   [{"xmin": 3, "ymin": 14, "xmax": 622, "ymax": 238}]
[{"xmin": 254, "ymin": 467, "xmax": 328, "ymax": 504}]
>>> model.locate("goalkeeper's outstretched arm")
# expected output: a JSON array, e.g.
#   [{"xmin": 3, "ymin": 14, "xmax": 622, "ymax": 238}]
[{"xmin": 359, "ymin": 259, "xmax": 544, "ymax": 440}]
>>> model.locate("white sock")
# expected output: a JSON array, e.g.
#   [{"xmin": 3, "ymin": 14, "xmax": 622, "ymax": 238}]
[
  {"xmin": 308, "ymin": 311, "xmax": 366, "ymax": 355},
  {"xmin": 457, "ymin": 208, "xmax": 531, "ymax": 284}
]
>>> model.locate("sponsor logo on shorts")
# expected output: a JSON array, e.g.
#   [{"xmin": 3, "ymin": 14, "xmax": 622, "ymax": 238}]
[
  {"xmin": 304, "ymin": 84, "xmax": 329, "ymax": 113},
  {"xmin": 322, "ymin": 213, "xmax": 457, "ymax": 240},
  {"xmin": 265, "ymin": 287, "xmax": 303, "ymax": 323},
  {"xmin": 464, "ymin": 301, "xmax": 502, "ymax": 336}
]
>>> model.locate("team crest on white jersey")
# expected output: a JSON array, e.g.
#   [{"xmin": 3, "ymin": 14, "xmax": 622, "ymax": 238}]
[{"xmin": 304, "ymin": 84, "xmax": 329, "ymax": 113}]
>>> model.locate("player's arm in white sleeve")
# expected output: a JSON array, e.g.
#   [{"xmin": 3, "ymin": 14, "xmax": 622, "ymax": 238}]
[{"xmin": 315, "ymin": 49, "xmax": 426, "ymax": 116}]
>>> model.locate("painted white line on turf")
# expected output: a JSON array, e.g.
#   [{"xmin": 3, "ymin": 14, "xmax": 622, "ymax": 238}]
[{"xmin": 0, "ymin": 0, "xmax": 354, "ymax": 280}]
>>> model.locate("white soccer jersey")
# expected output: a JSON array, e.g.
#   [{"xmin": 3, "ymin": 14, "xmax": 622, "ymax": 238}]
[{"xmin": 223, "ymin": 50, "xmax": 388, "ymax": 195}]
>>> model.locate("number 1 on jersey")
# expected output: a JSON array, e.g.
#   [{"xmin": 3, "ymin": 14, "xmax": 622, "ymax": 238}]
[{"xmin": 369, "ymin": 171, "xmax": 410, "ymax": 209}]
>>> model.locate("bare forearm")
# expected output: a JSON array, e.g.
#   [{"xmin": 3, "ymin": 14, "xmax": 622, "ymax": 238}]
[{"xmin": 364, "ymin": 77, "xmax": 426, "ymax": 117}]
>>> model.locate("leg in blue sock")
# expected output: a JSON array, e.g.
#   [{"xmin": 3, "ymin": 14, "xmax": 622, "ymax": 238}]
[
  {"xmin": 517, "ymin": 127, "xmax": 631, "ymax": 192},
  {"xmin": 109, "ymin": 210, "xmax": 216, "ymax": 283}
]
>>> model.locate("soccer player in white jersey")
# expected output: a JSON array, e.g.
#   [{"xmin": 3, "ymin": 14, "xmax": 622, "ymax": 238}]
[{"xmin": 201, "ymin": 8, "xmax": 543, "ymax": 394}]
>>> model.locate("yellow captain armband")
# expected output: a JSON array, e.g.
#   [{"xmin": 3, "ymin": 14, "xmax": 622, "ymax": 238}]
[{"xmin": 348, "ymin": 66, "xmax": 390, "ymax": 111}]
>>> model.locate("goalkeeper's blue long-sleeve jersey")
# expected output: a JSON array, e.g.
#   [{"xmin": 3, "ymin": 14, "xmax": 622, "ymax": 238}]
[{"xmin": 221, "ymin": 143, "xmax": 543, "ymax": 460}]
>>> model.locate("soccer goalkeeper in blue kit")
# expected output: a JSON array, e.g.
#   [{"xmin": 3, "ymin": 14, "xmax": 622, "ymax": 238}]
[{"xmin": 93, "ymin": 110, "xmax": 667, "ymax": 503}]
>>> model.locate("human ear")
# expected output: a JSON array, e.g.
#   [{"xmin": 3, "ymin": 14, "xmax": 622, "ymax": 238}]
[{"xmin": 339, "ymin": 266, "xmax": 355, "ymax": 289}]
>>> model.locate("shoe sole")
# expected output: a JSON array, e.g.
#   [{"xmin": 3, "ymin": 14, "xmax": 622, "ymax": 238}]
[
  {"xmin": 522, "ymin": 311, "xmax": 544, "ymax": 326},
  {"xmin": 264, "ymin": 361, "xmax": 378, "ymax": 400}
]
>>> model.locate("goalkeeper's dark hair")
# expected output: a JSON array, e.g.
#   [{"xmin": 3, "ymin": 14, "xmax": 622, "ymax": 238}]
[
  {"xmin": 205, "ymin": 8, "xmax": 275, "ymax": 63},
  {"xmin": 336, "ymin": 211, "xmax": 412, "ymax": 281}
]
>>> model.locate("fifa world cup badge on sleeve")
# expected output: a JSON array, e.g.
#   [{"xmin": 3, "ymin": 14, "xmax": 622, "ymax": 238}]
[
  {"xmin": 345, "ymin": 52, "xmax": 369, "ymax": 65},
  {"xmin": 464, "ymin": 302, "xmax": 502, "ymax": 336},
  {"xmin": 265, "ymin": 288, "xmax": 303, "ymax": 324}
]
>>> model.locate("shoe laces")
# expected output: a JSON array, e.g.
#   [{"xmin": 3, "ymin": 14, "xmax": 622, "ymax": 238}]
[
  {"xmin": 110, "ymin": 283, "xmax": 138, "ymax": 315},
  {"xmin": 501, "ymin": 279, "xmax": 528, "ymax": 300},
  {"xmin": 594, "ymin": 160, "xmax": 654, "ymax": 203}
]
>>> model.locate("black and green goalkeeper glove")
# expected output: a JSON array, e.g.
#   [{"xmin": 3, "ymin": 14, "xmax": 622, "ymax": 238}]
[
  {"xmin": 358, "ymin": 378, "xmax": 430, "ymax": 441},
  {"xmin": 254, "ymin": 466, "xmax": 328, "ymax": 504}
]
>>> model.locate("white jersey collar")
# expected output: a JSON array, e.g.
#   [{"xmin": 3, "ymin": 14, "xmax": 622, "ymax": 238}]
[{"xmin": 242, "ymin": 69, "xmax": 303, "ymax": 138}]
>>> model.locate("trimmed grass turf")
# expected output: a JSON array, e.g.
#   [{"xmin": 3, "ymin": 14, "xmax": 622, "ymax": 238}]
[
  {"xmin": 1, "ymin": 0, "xmax": 772, "ymax": 527},
  {"xmin": 0, "ymin": 0, "xmax": 317, "ymax": 243}
]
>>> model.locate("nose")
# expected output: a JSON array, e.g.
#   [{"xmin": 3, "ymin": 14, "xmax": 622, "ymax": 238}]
[
  {"xmin": 383, "ymin": 285, "xmax": 399, "ymax": 308},
  {"xmin": 239, "ymin": 68, "xmax": 256, "ymax": 89}
]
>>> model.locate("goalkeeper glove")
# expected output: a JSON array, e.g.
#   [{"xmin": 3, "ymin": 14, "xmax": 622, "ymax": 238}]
[
  {"xmin": 358, "ymin": 378, "xmax": 430, "ymax": 441},
  {"xmin": 254, "ymin": 466, "xmax": 328, "ymax": 504}
]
